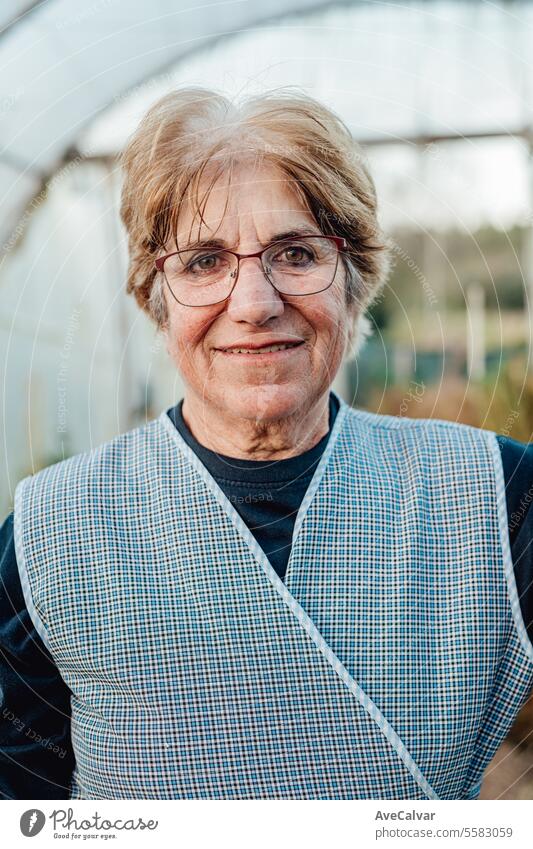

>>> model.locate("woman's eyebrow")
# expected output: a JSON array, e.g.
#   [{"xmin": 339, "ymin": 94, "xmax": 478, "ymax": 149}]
[
  {"xmin": 182, "ymin": 226, "xmax": 321, "ymax": 251},
  {"xmin": 270, "ymin": 226, "xmax": 321, "ymax": 242},
  {"xmin": 181, "ymin": 238, "xmax": 226, "ymax": 250}
]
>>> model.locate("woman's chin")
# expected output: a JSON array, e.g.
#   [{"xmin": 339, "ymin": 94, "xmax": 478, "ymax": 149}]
[{"xmin": 221, "ymin": 383, "xmax": 305, "ymax": 422}]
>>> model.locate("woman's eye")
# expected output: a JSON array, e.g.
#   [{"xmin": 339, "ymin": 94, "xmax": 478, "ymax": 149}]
[
  {"xmin": 276, "ymin": 244, "xmax": 314, "ymax": 264},
  {"xmin": 188, "ymin": 254, "xmax": 219, "ymax": 273}
]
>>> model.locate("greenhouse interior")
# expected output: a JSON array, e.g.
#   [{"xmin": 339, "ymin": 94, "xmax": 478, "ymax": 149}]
[{"xmin": 1, "ymin": 0, "xmax": 533, "ymax": 801}]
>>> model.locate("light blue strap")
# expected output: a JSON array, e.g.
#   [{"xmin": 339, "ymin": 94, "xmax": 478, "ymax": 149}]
[{"xmin": 13, "ymin": 475, "xmax": 54, "ymax": 654}]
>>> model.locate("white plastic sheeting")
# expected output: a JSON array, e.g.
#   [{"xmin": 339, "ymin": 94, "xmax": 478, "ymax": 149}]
[
  {"xmin": 0, "ymin": 0, "xmax": 329, "ymax": 251},
  {"xmin": 1, "ymin": 0, "xmax": 532, "ymax": 248},
  {"xmin": 1, "ymin": 0, "xmax": 533, "ymax": 516}
]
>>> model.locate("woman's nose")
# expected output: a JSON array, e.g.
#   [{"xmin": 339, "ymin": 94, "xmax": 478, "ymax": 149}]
[{"xmin": 226, "ymin": 257, "xmax": 285, "ymax": 324}]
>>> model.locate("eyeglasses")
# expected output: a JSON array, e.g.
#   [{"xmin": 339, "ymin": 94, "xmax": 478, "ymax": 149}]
[{"xmin": 154, "ymin": 235, "xmax": 347, "ymax": 307}]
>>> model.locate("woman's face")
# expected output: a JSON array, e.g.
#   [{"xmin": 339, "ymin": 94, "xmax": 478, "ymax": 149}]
[{"xmin": 161, "ymin": 160, "xmax": 354, "ymax": 424}]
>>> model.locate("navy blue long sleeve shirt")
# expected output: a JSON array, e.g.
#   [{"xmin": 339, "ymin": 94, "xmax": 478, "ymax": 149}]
[{"xmin": 2, "ymin": 393, "xmax": 533, "ymax": 798}]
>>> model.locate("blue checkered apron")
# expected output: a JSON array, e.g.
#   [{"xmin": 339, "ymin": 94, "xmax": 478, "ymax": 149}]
[{"xmin": 13, "ymin": 393, "xmax": 533, "ymax": 799}]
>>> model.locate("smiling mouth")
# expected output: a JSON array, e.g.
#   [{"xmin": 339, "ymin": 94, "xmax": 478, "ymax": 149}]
[{"xmin": 218, "ymin": 341, "xmax": 305, "ymax": 355}]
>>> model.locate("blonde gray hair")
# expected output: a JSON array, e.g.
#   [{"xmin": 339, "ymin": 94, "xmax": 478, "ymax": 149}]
[{"xmin": 119, "ymin": 86, "xmax": 391, "ymax": 357}]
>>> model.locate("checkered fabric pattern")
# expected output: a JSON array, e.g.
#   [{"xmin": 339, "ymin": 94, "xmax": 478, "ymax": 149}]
[{"xmin": 13, "ymin": 393, "xmax": 533, "ymax": 799}]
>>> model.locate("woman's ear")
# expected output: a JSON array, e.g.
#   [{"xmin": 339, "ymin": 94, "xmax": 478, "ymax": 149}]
[
  {"xmin": 160, "ymin": 322, "xmax": 171, "ymax": 355},
  {"xmin": 149, "ymin": 274, "xmax": 171, "ymax": 341},
  {"xmin": 344, "ymin": 310, "xmax": 374, "ymax": 361}
]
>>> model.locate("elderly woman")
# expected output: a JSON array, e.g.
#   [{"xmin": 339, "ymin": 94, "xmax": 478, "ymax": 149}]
[{"xmin": 1, "ymin": 87, "xmax": 533, "ymax": 802}]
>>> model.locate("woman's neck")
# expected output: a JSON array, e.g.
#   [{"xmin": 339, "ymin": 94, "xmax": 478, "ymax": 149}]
[{"xmin": 180, "ymin": 392, "xmax": 331, "ymax": 460}]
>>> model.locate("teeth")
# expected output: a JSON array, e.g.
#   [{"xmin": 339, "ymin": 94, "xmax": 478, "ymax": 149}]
[{"xmin": 226, "ymin": 343, "xmax": 297, "ymax": 354}]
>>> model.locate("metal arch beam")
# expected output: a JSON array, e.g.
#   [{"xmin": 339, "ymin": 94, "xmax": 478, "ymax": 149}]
[
  {"xmin": 0, "ymin": 0, "xmax": 368, "ymax": 252},
  {"xmin": 76, "ymin": 126, "xmax": 533, "ymax": 162},
  {"xmin": 0, "ymin": 0, "xmax": 358, "ymax": 171},
  {"xmin": 0, "ymin": 0, "xmax": 361, "ymax": 173},
  {"xmin": 0, "ymin": 0, "xmax": 525, "ymax": 253},
  {"xmin": 0, "ymin": 2, "xmax": 45, "ymax": 39},
  {"xmin": 7, "ymin": 123, "xmax": 529, "ymax": 259}
]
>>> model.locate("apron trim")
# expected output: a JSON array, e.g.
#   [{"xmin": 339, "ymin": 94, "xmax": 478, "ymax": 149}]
[
  {"xmin": 158, "ymin": 392, "xmax": 440, "ymax": 800},
  {"xmin": 13, "ymin": 475, "xmax": 54, "ymax": 654}
]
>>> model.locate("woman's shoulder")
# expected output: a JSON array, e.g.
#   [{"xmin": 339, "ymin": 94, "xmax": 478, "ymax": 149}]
[
  {"xmin": 496, "ymin": 433, "xmax": 533, "ymax": 470},
  {"xmin": 341, "ymin": 406, "xmax": 523, "ymax": 480},
  {"xmin": 496, "ymin": 435, "xmax": 533, "ymax": 535},
  {"xmin": 343, "ymin": 405, "xmax": 494, "ymax": 444},
  {"xmin": 16, "ymin": 414, "xmax": 166, "ymax": 495}
]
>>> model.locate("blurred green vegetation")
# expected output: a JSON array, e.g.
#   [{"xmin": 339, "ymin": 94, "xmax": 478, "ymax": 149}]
[
  {"xmin": 385, "ymin": 223, "xmax": 527, "ymax": 314},
  {"xmin": 353, "ymin": 222, "xmax": 533, "ymax": 439},
  {"xmin": 358, "ymin": 351, "xmax": 533, "ymax": 441}
]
